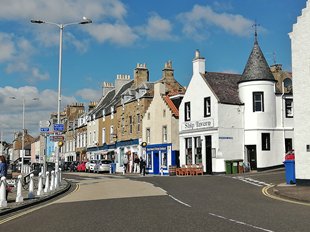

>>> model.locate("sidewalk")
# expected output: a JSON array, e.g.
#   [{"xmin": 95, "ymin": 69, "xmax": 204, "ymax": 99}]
[
  {"xmin": 0, "ymin": 176, "xmax": 71, "ymax": 216},
  {"xmin": 271, "ymin": 183, "xmax": 310, "ymax": 203}
]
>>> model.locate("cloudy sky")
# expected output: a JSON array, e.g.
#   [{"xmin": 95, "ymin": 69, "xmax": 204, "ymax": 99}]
[{"xmin": 0, "ymin": 0, "xmax": 307, "ymax": 142}]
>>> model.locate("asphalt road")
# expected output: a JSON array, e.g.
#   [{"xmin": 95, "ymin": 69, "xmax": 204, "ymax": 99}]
[{"xmin": 1, "ymin": 170, "xmax": 309, "ymax": 232}]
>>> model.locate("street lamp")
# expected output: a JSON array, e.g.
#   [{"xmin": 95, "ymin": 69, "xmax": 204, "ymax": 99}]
[
  {"xmin": 31, "ymin": 17, "xmax": 92, "ymax": 172},
  {"xmin": 10, "ymin": 97, "xmax": 39, "ymax": 173}
]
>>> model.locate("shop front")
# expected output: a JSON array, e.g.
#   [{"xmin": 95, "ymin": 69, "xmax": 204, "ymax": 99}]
[{"xmin": 145, "ymin": 143, "xmax": 177, "ymax": 175}]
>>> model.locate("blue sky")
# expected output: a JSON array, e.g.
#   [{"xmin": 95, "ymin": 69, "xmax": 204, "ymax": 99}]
[{"xmin": 0, "ymin": 0, "xmax": 307, "ymax": 142}]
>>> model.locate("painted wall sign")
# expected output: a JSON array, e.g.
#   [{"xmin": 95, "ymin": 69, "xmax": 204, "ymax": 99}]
[
  {"xmin": 181, "ymin": 119, "xmax": 214, "ymax": 131},
  {"xmin": 219, "ymin": 136, "xmax": 233, "ymax": 140}
]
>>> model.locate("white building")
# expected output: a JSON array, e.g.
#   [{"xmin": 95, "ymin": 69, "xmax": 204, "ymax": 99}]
[
  {"xmin": 179, "ymin": 35, "xmax": 293, "ymax": 174},
  {"xmin": 290, "ymin": 0, "xmax": 310, "ymax": 185}
]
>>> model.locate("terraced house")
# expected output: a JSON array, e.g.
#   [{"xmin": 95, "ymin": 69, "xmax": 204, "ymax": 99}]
[{"xmin": 85, "ymin": 61, "xmax": 184, "ymax": 173}]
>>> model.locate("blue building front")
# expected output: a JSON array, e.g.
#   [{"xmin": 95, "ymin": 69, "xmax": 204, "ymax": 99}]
[{"xmin": 145, "ymin": 143, "xmax": 177, "ymax": 175}]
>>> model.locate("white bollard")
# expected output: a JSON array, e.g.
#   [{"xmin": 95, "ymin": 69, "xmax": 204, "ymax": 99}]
[
  {"xmin": 123, "ymin": 165, "xmax": 125, "ymax": 175},
  {"xmin": 0, "ymin": 176, "xmax": 8, "ymax": 207},
  {"xmin": 16, "ymin": 175, "xmax": 24, "ymax": 203},
  {"xmin": 50, "ymin": 171, "xmax": 55, "ymax": 191},
  {"xmin": 54, "ymin": 169, "xmax": 59, "ymax": 189},
  {"xmin": 37, "ymin": 172, "xmax": 43, "ymax": 196},
  {"xmin": 160, "ymin": 167, "xmax": 163, "ymax": 176},
  {"xmin": 44, "ymin": 171, "xmax": 50, "ymax": 193},
  {"xmin": 28, "ymin": 174, "xmax": 35, "ymax": 199},
  {"xmin": 59, "ymin": 168, "xmax": 62, "ymax": 184}
]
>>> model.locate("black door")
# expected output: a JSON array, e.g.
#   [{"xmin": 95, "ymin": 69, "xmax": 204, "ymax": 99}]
[
  {"xmin": 247, "ymin": 145, "xmax": 257, "ymax": 170},
  {"xmin": 205, "ymin": 136, "xmax": 212, "ymax": 174}
]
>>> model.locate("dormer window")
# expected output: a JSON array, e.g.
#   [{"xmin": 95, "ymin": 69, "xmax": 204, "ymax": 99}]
[
  {"xmin": 111, "ymin": 106, "xmax": 114, "ymax": 119},
  {"xmin": 102, "ymin": 109, "xmax": 105, "ymax": 121}
]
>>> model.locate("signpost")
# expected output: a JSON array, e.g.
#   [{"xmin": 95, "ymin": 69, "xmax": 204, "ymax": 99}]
[
  {"xmin": 54, "ymin": 124, "xmax": 64, "ymax": 132},
  {"xmin": 50, "ymin": 135, "xmax": 64, "ymax": 142}
]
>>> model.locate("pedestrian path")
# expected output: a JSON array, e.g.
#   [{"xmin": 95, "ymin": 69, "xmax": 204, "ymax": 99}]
[{"xmin": 232, "ymin": 176, "xmax": 271, "ymax": 187}]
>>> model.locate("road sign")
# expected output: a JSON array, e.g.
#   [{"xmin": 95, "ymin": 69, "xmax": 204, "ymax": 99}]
[
  {"xmin": 40, "ymin": 128, "xmax": 50, "ymax": 132},
  {"xmin": 54, "ymin": 124, "xmax": 64, "ymax": 131},
  {"xmin": 50, "ymin": 135, "xmax": 64, "ymax": 142},
  {"xmin": 39, "ymin": 120, "xmax": 51, "ymax": 128}
]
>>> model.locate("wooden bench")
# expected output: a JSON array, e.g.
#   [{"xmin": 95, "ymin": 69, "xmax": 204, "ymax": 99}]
[{"xmin": 176, "ymin": 164, "xmax": 204, "ymax": 176}]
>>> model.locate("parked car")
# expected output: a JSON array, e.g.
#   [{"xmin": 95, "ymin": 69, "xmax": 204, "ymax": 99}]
[
  {"xmin": 94, "ymin": 160, "xmax": 112, "ymax": 173},
  {"xmin": 77, "ymin": 162, "xmax": 87, "ymax": 172},
  {"xmin": 86, "ymin": 160, "xmax": 97, "ymax": 172}
]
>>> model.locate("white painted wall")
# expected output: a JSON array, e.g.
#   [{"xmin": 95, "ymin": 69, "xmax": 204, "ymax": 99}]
[
  {"xmin": 239, "ymin": 81, "xmax": 276, "ymax": 129},
  {"xmin": 142, "ymin": 82, "xmax": 180, "ymax": 150},
  {"xmin": 290, "ymin": 1, "xmax": 310, "ymax": 181}
]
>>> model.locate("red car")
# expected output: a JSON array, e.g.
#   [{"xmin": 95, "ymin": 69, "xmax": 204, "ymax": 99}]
[{"xmin": 77, "ymin": 162, "xmax": 87, "ymax": 172}]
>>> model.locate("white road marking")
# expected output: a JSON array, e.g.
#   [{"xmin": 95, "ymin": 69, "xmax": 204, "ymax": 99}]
[
  {"xmin": 168, "ymin": 195, "xmax": 191, "ymax": 208},
  {"xmin": 232, "ymin": 176, "xmax": 271, "ymax": 187},
  {"xmin": 209, "ymin": 213, "xmax": 274, "ymax": 232}
]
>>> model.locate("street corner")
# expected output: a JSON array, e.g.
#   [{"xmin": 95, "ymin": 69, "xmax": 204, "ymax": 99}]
[{"xmin": 262, "ymin": 183, "xmax": 310, "ymax": 206}]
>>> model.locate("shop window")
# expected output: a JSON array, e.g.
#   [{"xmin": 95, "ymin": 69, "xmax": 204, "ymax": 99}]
[
  {"xmin": 262, "ymin": 133, "xmax": 270, "ymax": 151},
  {"xmin": 162, "ymin": 152, "xmax": 167, "ymax": 168},
  {"xmin": 185, "ymin": 138, "xmax": 192, "ymax": 164},
  {"xmin": 204, "ymin": 97, "xmax": 211, "ymax": 117},
  {"xmin": 147, "ymin": 153, "xmax": 152, "ymax": 168},
  {"xmin": 285, "ymin": 99, "xmax": 293, "ymax": 118},
  {"xmin": 253, "ymin": 92, "xmax": 264, "ymax": 112},
  {"xmin": 194, "ymin": 137, "xmax": 202, "ymax": 164},
  {"xmin": 184, "ymin": 102, "xmax": 191, "ymax": 121}
]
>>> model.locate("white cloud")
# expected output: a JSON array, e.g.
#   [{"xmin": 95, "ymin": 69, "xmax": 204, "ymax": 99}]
[
  {"xmin": 178, "ymin": 4, "xmax": 255, "ymax": 40},
  {"xmin": 85, "ymin": 23, "xmax": 138, "ymax": 46},
  {"xmin": 0, "ymin": 33, "xmax": 15, "ymax": 62},
  {"xmin": 0, "ymin": 0, "xmax": 127, "ymax": 23},
  {"xmin": 75, "ymin": 88, "xmax": 102, "ymax": 102},
  {"xmin": 137, "ymin": 13, "xmax": 175, "ymax": 41},
  {"xmin": 0, "ymin": 86, "xmax": 77, "ymax": 142}
]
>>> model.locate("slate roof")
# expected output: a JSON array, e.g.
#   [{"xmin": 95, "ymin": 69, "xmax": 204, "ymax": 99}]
[
  {"xmin": 240, "ymin": 40, "xmax": 275, "ymax": 83},
  {"xmin": 202, "ymin": 72, "xmax": 243, "ymax": 105}
]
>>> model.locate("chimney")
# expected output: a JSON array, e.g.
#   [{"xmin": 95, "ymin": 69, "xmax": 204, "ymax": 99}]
[
  {"xmin": 102, "ymin": 82, "xmax": 114, "ymax": 96},
  {"xmin": 115, "ymin": 74, "xmax": 131, "ymax": 93},
  {"xmin": 162, "ymin": 60, "xmax": 174, "ymax": 80},
  {"xmin": 192, "ymin": 49, "xmax": 205, "ymax": 75},
  {"xmin": 134, "ymin": 63, "xmax": 149, "ymax": 88},
  {"xmin": 88, "ymin": 101, "xmax": 97, "ymax": 111},
  {"xmin": 154, "ymin": 81, "xmax": 166, "ymax": 97}
]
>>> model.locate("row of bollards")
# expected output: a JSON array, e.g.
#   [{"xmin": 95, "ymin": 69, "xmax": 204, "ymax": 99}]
[{"xmin": 0, "ymin": 168, "xmax": 62, "ymax": 208}]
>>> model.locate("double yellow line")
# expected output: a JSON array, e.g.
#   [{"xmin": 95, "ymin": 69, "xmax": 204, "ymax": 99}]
[
  {"xmin": 262, "ymin": 185, "xmax": 310, "ymax": 206},
  {"xmin": 0, "ymin": 183, "xmax": 80, "ymax": 225}
]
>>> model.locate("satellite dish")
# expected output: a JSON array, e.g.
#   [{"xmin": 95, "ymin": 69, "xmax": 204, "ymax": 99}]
[{"xmin": 83, "ymin": 16, "xmax": 87, "ymax": 20}]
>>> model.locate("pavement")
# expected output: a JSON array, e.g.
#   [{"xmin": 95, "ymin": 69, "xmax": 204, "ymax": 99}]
[
  {"xmin": 1, "ymin": 170, "xmax": 310, "ymax": 216},
  {"xmin": 270, "ymin": 183, "xmax": 310, "ymax": 203},
  {"xmin": 0, "ymin": 174, "xmax": 71, "ymax": 216}
]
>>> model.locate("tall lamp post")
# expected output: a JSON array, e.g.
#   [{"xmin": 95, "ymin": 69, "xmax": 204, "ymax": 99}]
[
  {"xmin": 10, "ymin": 97, "xmax": 39, "ymax": 173},
  {"xmin": 31, "ymin": 17, "xmax": 92, "ymax": 173}
]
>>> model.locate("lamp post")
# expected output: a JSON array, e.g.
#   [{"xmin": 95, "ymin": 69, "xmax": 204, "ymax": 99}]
[
  {"xmin": 10, "ymin": 97, "xmax": 39, "ymax": 173},
  {"xmin": 31, "ymin": 17, "xmax": 92, "ymax": 173}
]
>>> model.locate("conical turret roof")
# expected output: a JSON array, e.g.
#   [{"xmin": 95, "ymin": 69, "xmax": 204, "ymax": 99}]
[{"xmin": 240, "ymin": 37, "xmax": 275, "ymax": 83}]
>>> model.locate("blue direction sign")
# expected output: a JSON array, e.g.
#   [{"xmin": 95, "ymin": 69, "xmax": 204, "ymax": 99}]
[
  {"xmin": 54, "ymin": 124, "xmax": 64, "ymax": 131},
  {"xmin": 40, "ymin": 128, "xmax": 49, "ymax": 132}
]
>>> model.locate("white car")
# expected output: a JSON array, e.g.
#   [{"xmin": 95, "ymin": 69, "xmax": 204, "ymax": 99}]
[
  {"xmin": 86, "ymin": 160, "xmax": 97, "ymax": 172},
  {"xmin": 94, "ymin": 160, "xmax": 112, "ymax": 173}
]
